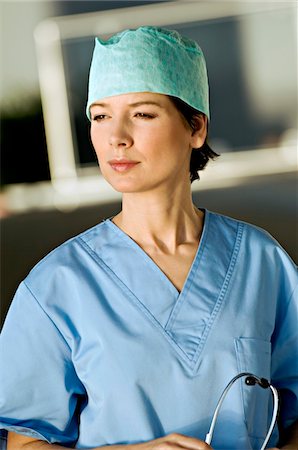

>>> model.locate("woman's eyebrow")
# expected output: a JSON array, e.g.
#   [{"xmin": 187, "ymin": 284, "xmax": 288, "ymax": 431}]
[
  {"xmin": 91, "ymin": 101, "xmax": 164, "ymax": 108},
  {"xmin": 128, "ymin": 101, "xmax": 164, "ymax": 108}
]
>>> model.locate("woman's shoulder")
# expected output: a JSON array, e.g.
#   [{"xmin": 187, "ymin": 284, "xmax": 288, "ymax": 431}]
[
  {"xmin": 207, "ymin": 208, "xmax": 289, "ymax": 248},
  {"xmin": 6, "ymin": 219, "xmax": 120, "ymax": 327},
  {"xmin": 206, "ymin": 209, "xmax": 297, "ymax": 271},
  {"xmin": 25, "ymin": 219, "xmax": 112, "ymax": 284}
]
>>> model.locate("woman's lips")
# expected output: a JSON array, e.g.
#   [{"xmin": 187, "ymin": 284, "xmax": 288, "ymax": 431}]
[{"xmin": 108, "ymin": 159, "xmax": 140, "ymax": 172}]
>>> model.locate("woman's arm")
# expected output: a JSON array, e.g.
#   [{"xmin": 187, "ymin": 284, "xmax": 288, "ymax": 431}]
[
  {"xmin": 8, "ymin": 431, "xmax": 212, "ymax": 450},
  {"xmin": 8, "ymin": 422, "xmax": 297, "ymax": 450}
]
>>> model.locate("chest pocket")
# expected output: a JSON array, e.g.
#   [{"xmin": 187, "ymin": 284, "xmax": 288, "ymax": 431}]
[{"xmin": 235, "ymin": 338, "xmax": 272, "ymax": 441}]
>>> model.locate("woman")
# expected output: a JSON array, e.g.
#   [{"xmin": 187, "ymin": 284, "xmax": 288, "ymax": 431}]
[{"xmin": 0, "ymin": 26, "xmax": 297, "ymax": 450}]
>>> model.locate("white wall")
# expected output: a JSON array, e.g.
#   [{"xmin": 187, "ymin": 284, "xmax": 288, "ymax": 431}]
[
  {"xmin": 240, "ymin": 6, "xmax": 297, "ymax": 126},
  {"xmin": 0, "ymin": 0, "xmax": 57, "ymax": 108}
]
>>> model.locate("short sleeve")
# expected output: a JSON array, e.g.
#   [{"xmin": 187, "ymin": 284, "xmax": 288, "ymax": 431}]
[
  {"xmin": 0, "ymin": 282, "xmax": 86, "ymax": 447},
  {"xmin": 271, "ymin": 274, "xmax": 298, "ymax": 431}
]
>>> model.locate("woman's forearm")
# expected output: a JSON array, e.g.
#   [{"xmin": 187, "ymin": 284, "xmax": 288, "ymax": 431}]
[
  {"xmin": 7, "ymin": 432, "xmax": 211, "ymax": 450},
  {"xmin": 7, "ymin": 432, "xmax": 103, "ymax": 450},
  {"xmin": 8, "ymin": 420, "xmax": 298, "ymax": 450}
]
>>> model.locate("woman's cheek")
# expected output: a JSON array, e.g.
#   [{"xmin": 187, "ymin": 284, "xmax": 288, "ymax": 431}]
[
  {"xmin": 91, "ymin": 132, "xmax": 106, "ymax": 160},
  {"xmin": 90, "ymin": 125, "xmax": 105, "ymax": 147},
  {"xmin": 96, "ymin": 152, "xmax": 108, "ymax": 175}
]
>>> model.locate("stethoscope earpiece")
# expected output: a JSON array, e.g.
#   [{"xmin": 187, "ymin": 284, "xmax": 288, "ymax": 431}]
[
  {"xmin": 245, "ymin": 375, "xmax": 257, "ymax": 386},
  {"xmin": 245, "ymin": 375, "xmax": 270, "ymax": 389},
  {"xmin": 205, "ymin": 372, "xmax": 279, "ymax": 450}
]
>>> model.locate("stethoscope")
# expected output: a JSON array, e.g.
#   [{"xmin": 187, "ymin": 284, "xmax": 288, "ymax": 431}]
[{"xmin": 205, "ymin": 372, "xmax": 279, "ymax": 450}]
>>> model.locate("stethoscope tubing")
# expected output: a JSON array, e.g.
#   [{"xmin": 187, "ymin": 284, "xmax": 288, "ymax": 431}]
[
  {"xmin": 261, "ymin": 384, "xmax": 278, "ymax": 450},
  {"xmin": 205, "ymin": 372, "xmax": 279, "ymax": 450}
]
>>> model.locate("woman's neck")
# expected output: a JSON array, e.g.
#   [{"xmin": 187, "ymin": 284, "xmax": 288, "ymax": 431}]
[{"xmin": 112, "ymin": 184, "xmax": 203, "ymax": 254}]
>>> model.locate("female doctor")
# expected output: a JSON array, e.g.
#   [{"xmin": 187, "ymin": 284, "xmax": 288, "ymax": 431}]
[{"xmin": 1, "ymin": 26, "xmax": 297, "ymax": 450}]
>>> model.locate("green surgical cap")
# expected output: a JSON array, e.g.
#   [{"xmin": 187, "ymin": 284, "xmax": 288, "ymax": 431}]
[{"xmin": 86, "ymin": 26, "xmax": 209, "ymax": 120}]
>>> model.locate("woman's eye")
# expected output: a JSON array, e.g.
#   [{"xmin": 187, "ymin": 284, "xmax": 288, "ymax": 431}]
[
  {"xmin": 135, "ymin": 112, "xmax": 155, "ymax": 119},
  {"xmin": 93, "ymin": 114, "xmax": 107, "ymax": 121},
  {"xmin": 92, "ymin": 112, "xmax": 155, "ymax": 121}
]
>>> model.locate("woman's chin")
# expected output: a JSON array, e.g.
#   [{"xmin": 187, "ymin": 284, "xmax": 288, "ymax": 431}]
[{"xmin": 104, "ymin": 177, "xmax": 145, "ymax": 194}]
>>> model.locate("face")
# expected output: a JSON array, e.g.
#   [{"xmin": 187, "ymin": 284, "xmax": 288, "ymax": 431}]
[{"xmin": 90, "ymin": 92, "xmax": 206, "ymax": 194}]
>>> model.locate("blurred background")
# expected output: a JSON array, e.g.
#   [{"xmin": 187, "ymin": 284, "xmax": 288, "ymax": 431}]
[{"xmin": 0, "ymin": 0, "xmax": 297, "ymax": 327}]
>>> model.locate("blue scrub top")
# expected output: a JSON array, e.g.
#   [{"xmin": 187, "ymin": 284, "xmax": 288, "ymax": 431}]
[{"xmin": 0, "ymin": 210, "xmax": 297, "ymax": 449}]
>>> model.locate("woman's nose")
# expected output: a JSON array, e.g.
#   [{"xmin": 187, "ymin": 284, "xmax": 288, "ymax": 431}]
[{"xmin": 109, "ymin": 122, "xmax": 133, "ymax": 149}]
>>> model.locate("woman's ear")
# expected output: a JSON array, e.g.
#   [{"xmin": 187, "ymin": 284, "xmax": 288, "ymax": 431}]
[{"xmin": 190, "ymin": 114, "xmax": 208, "ymax": 149}]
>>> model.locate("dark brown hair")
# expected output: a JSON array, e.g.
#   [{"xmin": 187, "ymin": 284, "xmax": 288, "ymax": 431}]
[{"xmin": 168, "ymin": 96, "xmax": 219, "ymax": 183}]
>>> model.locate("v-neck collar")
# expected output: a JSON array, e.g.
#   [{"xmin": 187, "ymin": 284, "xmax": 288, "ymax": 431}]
[
  {"xmin": 105, "ymin": 208, "xmax": 209, "ymax": 300},
  {"xmin": 81, "ymin": 209, "xmax": 243, "ymax": 369}
]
